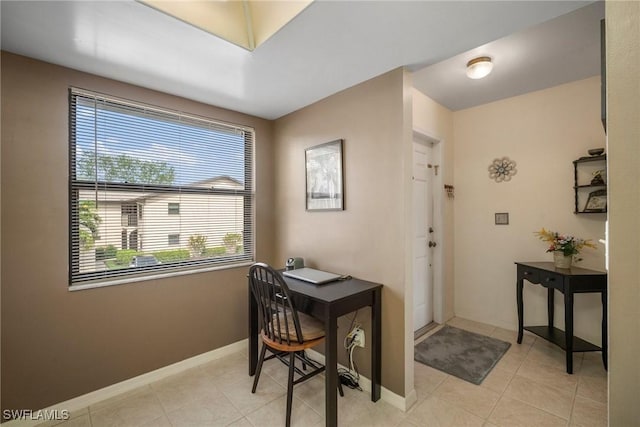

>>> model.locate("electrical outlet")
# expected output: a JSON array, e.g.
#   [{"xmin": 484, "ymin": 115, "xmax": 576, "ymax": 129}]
[{"xmin": 352, "ymin": 327, "xmax": 365, "ymax": 348}]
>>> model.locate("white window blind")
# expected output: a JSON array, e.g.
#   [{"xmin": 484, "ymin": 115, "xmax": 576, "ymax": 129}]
[{"xmin": 69, "ymin": 88, "xmax": 254, "ymax": 286}]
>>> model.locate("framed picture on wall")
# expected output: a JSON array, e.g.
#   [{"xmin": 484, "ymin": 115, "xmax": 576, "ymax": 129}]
[
  {"xmin": 305, "ymin": 139, "xmax": 344, "ymax": 211},
  {"xmin": 584, "ymin": 189, "xmax": 607, "ymax": 212}
]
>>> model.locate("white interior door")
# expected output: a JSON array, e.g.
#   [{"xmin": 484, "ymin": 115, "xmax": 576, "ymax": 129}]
[{"xmin": 413, "ymin": 140, "xmax": 434, "ymax": 331}]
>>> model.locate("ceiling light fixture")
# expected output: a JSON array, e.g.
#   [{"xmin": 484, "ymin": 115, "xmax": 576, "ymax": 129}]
[{"xmin": 466, "ymin": 56, "xmax": 493, "ymax": 79}]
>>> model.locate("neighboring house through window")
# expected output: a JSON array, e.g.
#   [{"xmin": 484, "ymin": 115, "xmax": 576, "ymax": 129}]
[{"xmin": 69, "ymin": 88, "xmax": 254, "ymax": 287}]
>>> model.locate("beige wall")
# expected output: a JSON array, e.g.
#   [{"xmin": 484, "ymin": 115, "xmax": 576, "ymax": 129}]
[
  {"xmin": 0, "ymin": 52, "xmax": 275, "ymax": 412},
  {"xmin": 453, "ymin": 77, "xmax": 607, "ymax": 345},
  {"xmin": 412, "ymin": 88, "xmax": 456, "ymax": 323},
  {"xmin": 606, "ymin": 0, "xmax": 640, "ymax": 423},
  {"xmin": 273, "ymin": 68, "xmax": 409, "ymax": 396}
]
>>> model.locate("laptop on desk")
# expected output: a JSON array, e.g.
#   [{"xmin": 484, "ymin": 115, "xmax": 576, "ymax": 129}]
[{"xmin": 282, "ymin": 268, "xmax": 342, "ymax": 285}]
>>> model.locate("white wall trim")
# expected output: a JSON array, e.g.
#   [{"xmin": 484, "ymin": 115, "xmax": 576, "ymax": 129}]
[{"xmin": 2, "ymin": 340, "xmax": 247, "ymax": 427}]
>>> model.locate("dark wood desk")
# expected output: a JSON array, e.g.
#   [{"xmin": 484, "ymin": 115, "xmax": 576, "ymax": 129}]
[
  {"xmin": 248, "ymin": 274, "xmax": 382, "ymax": 427},
  {"xmin": 515, "ymin": 262, "xmax": 607, "ymax": 374}
]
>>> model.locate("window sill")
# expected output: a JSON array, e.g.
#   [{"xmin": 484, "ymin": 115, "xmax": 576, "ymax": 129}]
[{"xmin": 69, "ymin": 261, "xmax": 253, "ymax": 292}]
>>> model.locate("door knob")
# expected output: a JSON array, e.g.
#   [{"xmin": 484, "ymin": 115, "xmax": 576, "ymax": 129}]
[{"xmin": 428, "ymin": 241, "xmax": 437, "ymax": 248}]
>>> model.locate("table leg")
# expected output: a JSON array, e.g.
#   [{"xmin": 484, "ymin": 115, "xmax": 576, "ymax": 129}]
[
  {"xmin": 564, "ymin": 291, "xmax": 574, "ymax": 374},
  {"xmin": 602, "ymin": 290, "xmax": 608, "ymax": 370},
  {"xmin": 325, "ymin": 313, "xmax": 338, "ymax": 427},
  {"xmin": 517, "ymin": 279, "xmax": 524, "ymax": 344},
  {"xmin": 547, "ymin": 287, "xmax": 555, "ymax": 329},
  {"xmin": 371, "ymin": 288, "xmax": 382, "ymax": 402},
  {"xmin": 249, "ymin": 283, "xmax": 258, "ymax": 376}
]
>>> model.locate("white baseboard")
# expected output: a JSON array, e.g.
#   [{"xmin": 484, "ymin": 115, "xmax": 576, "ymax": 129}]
[
  {"xmin": 305, "ymin": 349, "xmax": 414, "ymax": 412},
  {"xmin": 2, "ymin": 340, "xmax": 247, "ymax": 427}
]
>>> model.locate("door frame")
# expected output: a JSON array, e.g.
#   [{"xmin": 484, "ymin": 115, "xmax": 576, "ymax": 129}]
[{"xmin": 412, "ymin": 129, "xmax": 444, "ymax": 325}]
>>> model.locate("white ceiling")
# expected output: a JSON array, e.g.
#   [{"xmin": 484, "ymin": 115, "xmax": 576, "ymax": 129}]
[
  {"xmin": 1, "ymin": 1, "xmax": 600, "ymax": 120},
  {"xmin": 412, "ymin": 1, "xmax": 604, "ymax": 111}
]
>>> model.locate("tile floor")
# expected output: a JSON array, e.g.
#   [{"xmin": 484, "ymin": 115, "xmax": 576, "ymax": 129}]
[{"xmin": 39, "ymin": 317, "xmax": 607, "ymax": 427}]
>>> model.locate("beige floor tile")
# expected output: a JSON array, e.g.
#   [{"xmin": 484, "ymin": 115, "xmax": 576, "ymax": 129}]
[
  {"xmin": 139, "ymin": 415, "xmax": 171, "ymax": 426},
  {"xmin": 296, "ymin": 374, "xmax": 384, "ymax": 422},
  {"xmin": 505, "ymin": 375, "xmax": 575, "ymax": 420},
  {"xmin": 579, "ymin": 353, "xmax": 607, "ymax": 378},
  {"xmin": 43, "ymin": 414, "xmax": 92, "ymax": 427},
  {"xmin": 396, "ymin": 419, "xmax": 421, "ymax": 427},
  {"xmin": 517, "ymin": 358, "xmax": 578, "ymax": 393},
  {"xmin": 35, "ymin": 408, "xmax": 90, "ymax": 427},
  {"xmin": 494, "ymin": 351, "xmax": 528, "ymax": 374},
  {"xmin": 90, "ymin": 388, "xmax": 165, "ymax": 427},
  {"xmin": 89, "ymin": 386, "xmax": 151, "ymax": 413},
  {"xmin": 576, "ymin": 374, "xmax": 607, "ymax": 404},
  {"xmin": 488, "ymin": 396, "xmax": 568, "ymax": 427},
  {"xmin": 570, "ymin": 396, "xmax": 607, "ymax": 427},
  {"xmin": 480, "ymin": 367, "xmax": 514, "ymax": 395},
  {"xmin": 490, "ymin": 327, "xmax": 535, "ymax": 347},
  {"xmin": 526, "ymin": 340, "xmax": 583, "ymax": 372},
  {"xmin": 223, "ymin": 372, "xmax": 286, "ymax": 415},
  {"xmin": 259, "ymin": 357, "xmax": 292, "ymax": 388},
  {"xmin": 433, "ymin": 376, "xmax": 500, "ymax": 419},
  {"xmin": 228, "ymin": 417, "xmax": 254, "ymax": 427},
  {"xmin": 294, "ymin": 375, "xmax": 327, "ymax": 415},
  {"xmin": 200, "ymin": 353, "xmax": 249, "ymax": 389},
  {"xmin": 447, "ymin": 317, "xmax": 496, "ymax": 336},
  {"xmin": 331, "ymin": 391, "xmax": 407, "ymax": 427},
  {"xmin": 151, "ymin": 368, "xmax": 221, "ymax": 413},
  {"xmin": 413, "ymin": 362, "xmax": 448, "ymax": 400},
  {"xmin": 47, "ymin": 320, "xmax": 609, "ymax": 427},
  {"xmin": 245, "ymin": 396, "xmax": 322, "ymax": 427},
  {"xmin": 406, "ymin": 395, "xmax": 484, "ymax": 427},
  {"xmin": 165, "ymin": 394, "xmax": 243, "ymax": 426}
]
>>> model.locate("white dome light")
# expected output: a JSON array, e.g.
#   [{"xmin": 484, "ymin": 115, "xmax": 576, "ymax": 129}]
[{"xmin": 466, "ymin": 56, "xmax": 493, "ymax": 79}]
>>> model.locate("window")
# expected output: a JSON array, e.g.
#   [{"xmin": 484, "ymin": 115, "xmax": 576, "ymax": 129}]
[
  {"xmin": 69, "ymin": 88, "xmax": 254, "ymax": 287},
  {"xmin": 121, "ymin": 203, "xmax": 139, "ymax": 226},
  {"xmin": 168, "ymin": 202, "xmax": 180, "ymax": 215}
]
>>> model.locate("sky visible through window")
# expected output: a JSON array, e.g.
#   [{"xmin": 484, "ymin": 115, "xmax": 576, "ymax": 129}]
[{"xmin": 75, "ymin": 101, "xmax": 245, "ymax": 186}]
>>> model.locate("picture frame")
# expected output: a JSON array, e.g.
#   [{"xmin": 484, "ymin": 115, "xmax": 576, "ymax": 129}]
[
  {"xmin": 305, "ymin": 139, "xmax": 344, "ymax": 211},
  {"xmin": 495, "ymin": 212, "xmax": 509, "ymax": 225},
  {"xmin": 584, "ymin": 189, "xmax": 607, "ymax": 212}
]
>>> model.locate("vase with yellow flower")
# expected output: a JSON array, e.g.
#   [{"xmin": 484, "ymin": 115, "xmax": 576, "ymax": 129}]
[{"xmin": 534, "ymin": 228, "xmax": 596, "ymax": 268}]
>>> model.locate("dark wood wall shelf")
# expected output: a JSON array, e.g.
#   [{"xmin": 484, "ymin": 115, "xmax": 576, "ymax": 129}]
[{"xmin": 573, "ymin": 154, "xmax": 607, "ymax": 214}]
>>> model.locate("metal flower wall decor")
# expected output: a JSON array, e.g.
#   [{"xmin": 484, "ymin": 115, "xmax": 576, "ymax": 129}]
[{"xmin": 488, "ymin": 157, "xmax": 517, "ymax": 182}]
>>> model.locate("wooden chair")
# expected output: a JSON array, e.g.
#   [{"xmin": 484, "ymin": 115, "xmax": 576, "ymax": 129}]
[{"xmin": 249, "ymin": 262, "xmax": 342, "ymax": 427}]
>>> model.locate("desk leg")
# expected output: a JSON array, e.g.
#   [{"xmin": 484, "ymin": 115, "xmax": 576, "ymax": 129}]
[
  {"xmin": 517, "ymin": 279, "xmax": 524, "ymax": 344},
  {"xmin": 602, "ymin": 290, "xmax": 608, "ymax": 370},
  {"xmin": 564, "ymin": 291, "xmax": 574, "ymax": 374},
  {"xmin": 548, "ymin": 288, "xmax": 555, "ymax": 330},
  {"xmin": 249, "ymin": 284, "xmax": 258, "ymax": 376},
  {"xmin": 325, "ymin": 314, "xmax": 338, "ymax": 427},
  {"xmin": 371, "ymin": 288, "xmax": 382, "ymax": 402}
]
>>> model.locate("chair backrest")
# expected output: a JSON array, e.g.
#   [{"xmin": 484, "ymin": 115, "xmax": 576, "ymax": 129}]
[{"xmin": 249, "ymin": 263, "xmax": 304, "ymax": 345}]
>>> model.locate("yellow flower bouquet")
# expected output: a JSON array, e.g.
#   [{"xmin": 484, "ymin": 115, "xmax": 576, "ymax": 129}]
[{"xmin": 534, "ymin": 228, "xmax": 597, "ymax": 257}]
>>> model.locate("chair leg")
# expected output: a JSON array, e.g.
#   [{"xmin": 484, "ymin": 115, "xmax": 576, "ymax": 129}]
[
  {"xmin": 300, "ymin": 351, "xmax": 307, "ymax": 371},
  {"xmin": 285, "ymin": 351, "xmax": 295, "ymax": 427},
  {"xmin": 252, "ymin": 343, "xmax": 268, "ymax": 393}
]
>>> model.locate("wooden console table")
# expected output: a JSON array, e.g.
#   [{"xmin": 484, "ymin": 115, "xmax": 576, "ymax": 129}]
[{"xmin": 515, "ymin": 262, "xmax": 607, "ymax": 374}]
